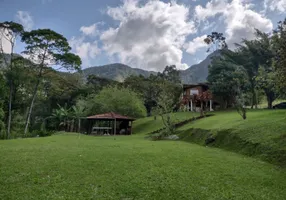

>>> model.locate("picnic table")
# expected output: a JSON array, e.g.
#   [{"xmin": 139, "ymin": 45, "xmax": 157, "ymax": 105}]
[{"xmin": 91, "ymin": 127, "xmax": 112, "ymax": 135}]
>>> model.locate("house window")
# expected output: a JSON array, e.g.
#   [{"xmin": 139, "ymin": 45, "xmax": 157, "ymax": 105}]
[{"xmin": 190, "ymin": 89, "xmax": 199, "ymax": 95}]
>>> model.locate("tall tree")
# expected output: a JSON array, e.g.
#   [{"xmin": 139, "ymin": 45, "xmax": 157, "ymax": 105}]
[
  {"xmin": 204, "ymin": 32, "xmax": 228, "ymax": 52},
  {"xmin": 0, "ymin": 21, "xmax": 24, "ymax": 138},
  {"xmin": 71, "ymin": 99, "xmax": 87, "ymax": 133},
  {"xmin": 232, "ymin": 30, "xmax": 277, "ymax": 108},
  {"xmin": 21, "ymin": 29, "xmax": 82, "ymax": 134},
  {"xmin": 273, "ymin": 18, "xmax": 286, "ymax": 90},
  {"xmin": 208, "ymin": 56, "xmax": 249, "ymax": 109},
  {"xmin": 0, "ymin": 73, "xmax": 6, "ymax": 138},
  {"xmin": 256, "ymin": 66, "xmax": 278, "ymax": 109},
  {"xmin": 158, "ymin": 65, "xmax": 181, "ymax": 84},
  {"xmin": 155, "ymin": 83, "xmax": 179, "ymax": 138}
]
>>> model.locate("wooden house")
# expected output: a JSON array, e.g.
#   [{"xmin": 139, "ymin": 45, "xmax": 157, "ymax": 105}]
[{"xmin": 181, "ymin": 83, "xmax": 216, "ymax": 112}]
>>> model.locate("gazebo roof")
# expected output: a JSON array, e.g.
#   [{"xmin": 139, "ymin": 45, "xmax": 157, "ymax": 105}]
[{"xmin": 87, "ymin": 112, "xmax": 135, "ymax": 120}]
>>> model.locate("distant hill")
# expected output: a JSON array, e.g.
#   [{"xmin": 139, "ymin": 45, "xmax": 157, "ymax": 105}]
[
  {"xmin": 180, "ymin": 51, "xmax": 220, "ymax": 84},
  {"xmin": 82, "ymin": 63, "xmax": 156, "ymax": 82},
  {"xmin": 1, "ymin": 51, "xmax": 220, "ymax": 84},
  {"xmin": 83, "ymin": 51, "xmax": 220, "ymax": 84}
]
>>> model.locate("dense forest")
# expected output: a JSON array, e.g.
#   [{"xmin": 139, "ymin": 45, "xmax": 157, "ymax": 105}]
[{"xmin": 0, "ymin": 18, "xmax": 286, "ymax": 139}]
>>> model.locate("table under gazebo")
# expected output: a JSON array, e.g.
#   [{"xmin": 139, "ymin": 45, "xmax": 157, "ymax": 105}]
[{"xmin": 86, "ymin": 112, "xmax": 135, "ymax": 135}]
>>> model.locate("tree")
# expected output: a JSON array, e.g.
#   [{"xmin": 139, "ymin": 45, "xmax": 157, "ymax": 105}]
[
  {"xmin": 155, "ymin": 84, "xmax": 178, "ymax": 138},
  {"xmin": 0, "ymin": 21, "xmax": 24, "ymax": 138},
  {"xmin": 0, "ymin": 74, "xmax": 6, "ymax": 138},
  {"xmin": 256, "ymin": 65, "xmax": 278, "ymax": 109},
  {"xmin": 89, "ymin": 86, "xmax": 146, "ymax": 118},
  {"xmin": 158, "ymin": 65, "xmax": 181, "ymax": 84},
  {"xmin": 208, "ymin": 56, "xmax": 249, "ymax": 109},
  {"xmin": 21, "ymin": 29, "xmax": 82, "ymax": 134},
  {"xmin": 273, "ymin": 18, "xmax": 286, "ymax": 90},
  {"xmin": 50, "ymin": 104, "xmax": 71, "ymax": 131},
  {"xmin": 124, "ymin": 74, "xmax": 161, "ymax": 116},
  {"xmin": 204, "ymin": 32, "xmax": 227, "ymax": 52},
  {"xmin": 71, "ymin": 99, "xmax": 87, "ymax": 133}
]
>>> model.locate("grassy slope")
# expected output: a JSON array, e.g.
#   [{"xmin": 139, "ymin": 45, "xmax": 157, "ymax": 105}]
[
  {"xmin": 0, "ymin": 133, "xmax": 286, "ymax": 199},
  {"xmin": 133, "ymin": 112, "xmax": 199, "ymax": 134},
  {"xmin": 177, "ymin": 110, "xmax": 286, "ymax": 166}
]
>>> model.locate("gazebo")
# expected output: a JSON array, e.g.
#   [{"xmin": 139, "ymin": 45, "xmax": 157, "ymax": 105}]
[{"xmin": 86, "ymin": 112, "xmax": 135, "ymax": 135}]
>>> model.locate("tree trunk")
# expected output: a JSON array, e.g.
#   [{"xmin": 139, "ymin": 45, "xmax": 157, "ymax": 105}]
[
  {"xmin": 24, "ymin": 49, "xmax": 47, "ymax": 135},
  {"xmin": 70, "ymin": 119, "xmax": 74, "ymax": 132},
  {"xmin": 267, "ymin": 95, "xmax": 273, "ymax": 109},
  {"xmin": 251, "ymin": 83, "xmax": 256, "ymax": 109},
  {"xmin": 77, "ymin": 118, "xmax": 81, "ymax": 133},
  {"xmin": 24, "ymin": 79, "xmax": 41, "ymax": 135},
  {"xmin": 223, "ymin": 98, "xmax": 228, "ymax": 109},
  {"xmin": 200, "ymin": 101, "xmax": 204, "ymax": 117},
  {"xmin": 6, "ymin": 45, "xmax": 15, "ymax": 139},
  {"xmin": 7, "ymin": 82, "xmax": 13, "ymax": 139}
]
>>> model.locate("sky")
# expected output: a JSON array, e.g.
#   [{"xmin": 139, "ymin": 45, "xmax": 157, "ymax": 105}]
[{"xmin": 0, "ymin": 0, "xmax": 285, "ymax": 71}]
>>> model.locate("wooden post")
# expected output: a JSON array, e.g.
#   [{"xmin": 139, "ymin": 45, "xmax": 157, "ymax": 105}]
[
  {"xmin": 130, "ymin": 121, "xmax": 132, "ymax": 135},
  {"xmin": 114, "ymin": 119, "xmax": 116, "ymax": 135},
  {"xmin": 190, "ymin": 99, "xmax": 193, "ymax": 112}
]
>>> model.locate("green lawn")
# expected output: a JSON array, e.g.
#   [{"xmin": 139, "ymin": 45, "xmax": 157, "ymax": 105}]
[
  {"xmin": 0, "ymin": 133, "xmax": 286, "ymax": 199},
  {"xmin": 133, "ymin": 112, "xmax": 199, "ymax": 134},
  {"xmin": 177, "ymin": 109, "xmax": 286, "ymax": 166}
]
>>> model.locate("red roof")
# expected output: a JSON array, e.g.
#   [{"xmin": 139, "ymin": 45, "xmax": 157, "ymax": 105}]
[{"xmin": 87, "ymin": 112, "xmax": 135, "ymax": 120}]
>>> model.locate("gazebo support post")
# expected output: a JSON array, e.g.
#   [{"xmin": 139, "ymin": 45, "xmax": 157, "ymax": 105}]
[{"xmin": 114, "ymin": 119, "xmax": 116, "ymax": 135}]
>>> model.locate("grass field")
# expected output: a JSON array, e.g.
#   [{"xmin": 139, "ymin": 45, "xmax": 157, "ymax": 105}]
[
  {"xmin": 177, "ymin": 109, "xmax": 286, "ymax": 166},
  {"xmin": 133, "ymin": 112, "xmax": 199, "ymax": 134},
  {"xmin": 1, "ymin": 133, "xmax": 286, "ymax": 200},
  {"xmin": 1, "ymin": 110, "xmax": 286, "ymax": 199}
]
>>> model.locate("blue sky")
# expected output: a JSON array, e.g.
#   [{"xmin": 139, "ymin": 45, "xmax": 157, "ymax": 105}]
[{"xmin": 0, "ymin": 0, "xmax": 285, "ymax": 71}]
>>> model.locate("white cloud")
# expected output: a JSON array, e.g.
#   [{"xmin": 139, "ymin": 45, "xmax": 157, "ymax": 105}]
[
  {"xmin": 195, "ymin": 0, "xmax": 227, "ymax": 21},
  {"xmin": 69, "ymin": 36, "xmax": 100, "ymax": 67},
  {"xmin": 100, "ymin": 0, "xmax": 196, "ymax": 71},
  {"xmin": 80, "ymin": 24, "xmax": 98, "ymax": 36},
  {"xmin": 184, "ymin": 35, "xmax": 208, "ymax": 55},
  {"xmin": 195, "ymin": 0, "xmax": 273, "ymax": 48},
  {"xmin": 15, "ymin": 11, "xmax": 34, "ymax": 31},
  {"xmin": 264, "ymin": 0, "xmax": 286, "ymax": 12}
]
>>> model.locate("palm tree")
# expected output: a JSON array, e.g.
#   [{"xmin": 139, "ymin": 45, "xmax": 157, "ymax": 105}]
[
  {"xmin": 49, "ymin": 104, "xmax": 71, "ymax": 131},
  {"xmin": 71, "ymin": 100, "xmax": 86, "ymax": 133}
]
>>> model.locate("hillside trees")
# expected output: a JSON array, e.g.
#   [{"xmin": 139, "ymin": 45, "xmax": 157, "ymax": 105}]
[{"xmin": 21, "ymin": 29, "xmax": 82, "ymax": 134}]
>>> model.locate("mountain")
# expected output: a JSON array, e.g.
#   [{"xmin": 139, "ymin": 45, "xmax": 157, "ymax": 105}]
[
  {"xmin": 82, "ymin": 63, "xmax": 156, "ymax": 82},
  {"xmin": 1, "ymin": 51, "xmax": 219, "ymax": 84},
  {"xmin": 180, "ymin": 51, "xmax": 220, "ymax": 84},
  {"xmin": 83, "ymin": 51, "xmax": 220, "ymax": 84}
]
